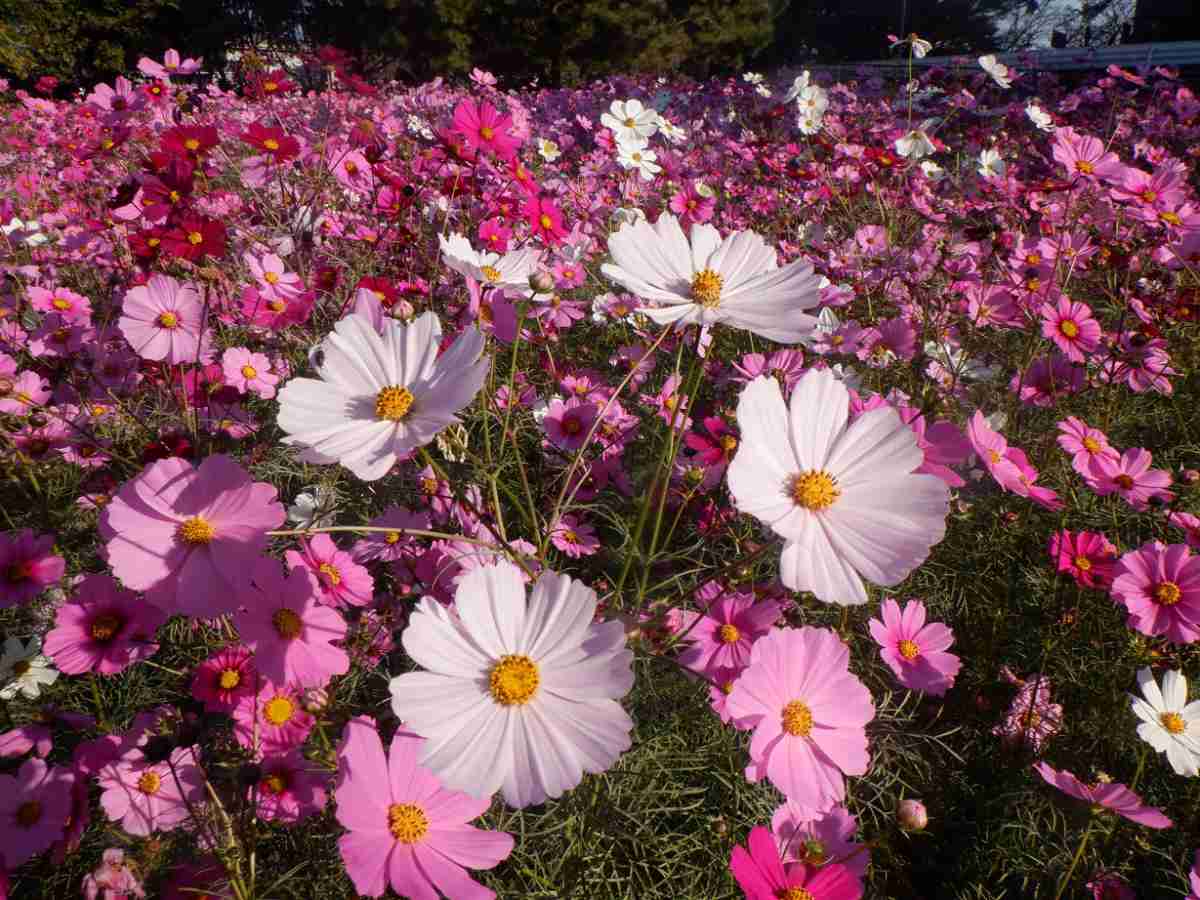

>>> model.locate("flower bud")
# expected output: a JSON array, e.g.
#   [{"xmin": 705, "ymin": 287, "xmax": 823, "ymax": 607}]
[
  {"xmin": 897, "ymin": 798, "xmax": 928, "ymax": 831},
  {"xmin": 529, "ymin": 270, "xmax": 555, "ymax": 294},
  {"xmin": 1180, "ymin": 469, "xmax": 1200, "ymax": 485},
  {"xmin": 300, "ymin": 686, "xmax": 329, "ymax": 714}
]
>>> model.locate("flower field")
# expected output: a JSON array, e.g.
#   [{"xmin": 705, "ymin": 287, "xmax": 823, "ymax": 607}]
[{"xmin": 2, "ymin": 44, "xmax": 1200, "ymax": 899}]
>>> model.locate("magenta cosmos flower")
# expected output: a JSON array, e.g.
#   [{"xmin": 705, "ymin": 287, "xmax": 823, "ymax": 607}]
[
  {"xmin": 1050, "ymin": 530, "xmax": 1118, "ymax": 589},
  {"xmin": 1111, "ymin": 541, "xmax": 1200, "ymax": 643},
  {"xmin": 43, "ymin": 574, "xmax": 165, "ymax": 675},
  {"xmin": 0, "ymin": 757, "xmax": 74, "ymax": 867},
  {"xmin": 1056, "ymin": 416, "xmax": 1119, "ymax": 477},
  {"xmin": 234, "ymin": 560, "xmax": 349, "ymax": 688},
  {"xmin": 190, "ymin": 644, "xmax": 257, "ymax": 712},
  {"xmin": 772, "ymin": 800, "xmax": 868, "ymax": 879},
  {"xmin": 678, "ymin": 590, "xmax": 782, "ymax": 676},
  {"xmin": 97, "ymin": 745, "xmax": 205, "ymax": 836},
  {"xmin": 1087, "ymin": 448, "xmax": 1175, "ymax": 511},
  {"xmin": 452, "ymin": 98, "xmax": 520, "ymax": 160},
  {"xmin": 1040, "ymin": 295, "xmax": 1101, "ymax": 363},
  {"xmin": 117, "ymin": 274, "xmax": 210, "ymax": 364},
  {"xmin": 727, "ymin": 627, "xmax": 874, "ymax": 815},
  {"xmin": 335, "ymin": 716, "xmax": 514, "ymax": 899},
  {"xmin": 233, "ymin": 681, "xmax": 315, "ymax": 756},
  {"xmin": 867, "ymin": 598, "xmax": 960, "ymax": 697},
  {"xmin": 100, "ymin": 454, "xmax": 284, "ymax": 617},
  {"xmin": 727, "ymin": 369, "xmax": 949, "ymax": 605},
  {"xmin": 0, "ymin": 529, "xmax": 64, "ymax": 608},
  {"xmin": 730, "ymin": 825, "xmax": 862, "ymax": 900},
  {"xmin": 1033, "ymin": 763, "xmax": 1171, "ymax": 829},
  {"xmin": 254, "ymin": 749, "xmax": 329, "ymax": 824},
  {"xmin": 389, "ymin": 562, "xmax": 634, "ymax": 807}
]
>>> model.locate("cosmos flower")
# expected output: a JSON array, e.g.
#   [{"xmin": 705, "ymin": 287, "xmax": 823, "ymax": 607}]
[
  {"xmin": 0, "ymin": 529, "xmax": 64, "ymax": 609},
  {"xmin": 677, "ymin": 591, "xmax": 782, "ymax": 676},
  {"xmin": 1130, "ymin": 667, "xmax": 1200, "ymax": 776},
  {"xmin": 1111, "ymin": 541, "xmax": 1200, "ymax": 644},
  {"xmin": 117, "ymin": 274, "xmax": 210, "ymax": 364},
  {"xmin": 0, "ymin": 636, "xmax": 60, "ymax": 700},
  {"xmin": 0, "ymin": 758, "xmax": 74, "ymax": 867},
  {"xmin": 730, "ymin": 825, "xmax": 862, "ymax": 900},
  {"xmin": 867, "ymin": 598, "xmax": 960, "ymax": 697},
  {"xmin": 1034, "ymin": 763, "xmax": 1171, "ymax": 829},
  {"xmin": 438, "ymin": 232, "xmax": 541, "ymax": 294},
  {"xmin": 42, "ymin": 575, "xmax": 165, "ymax": 676}
]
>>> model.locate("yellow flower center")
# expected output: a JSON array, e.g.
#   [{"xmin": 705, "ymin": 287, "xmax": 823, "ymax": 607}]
[
  {"xmin": 267, "ymin": 299, "xmax": 286, "ymax": 312},
  {"xmin": 241, "ymin": 365, "xmax": 258, "ymax": 379},
  {"xmin": 219, "ymin": 668, "xmax": 241, "ymax": 690},
  {"xmin": 691, "ymin": 269, "xmax": 724, "ymax": 308},
  {"xmin": 778, "ymin": 887, "xmax": 814, "ymax": 900},
  {"xmin": 1059, "ymin": 319, "xmax": 1079, "ymax": 339},
  {"xmin": 539, "ymin": 213, "xmax": 553, "ymax": 230},
  {"xmin": 187, "ymin": 231, "xmax": 203, "ymax": 245},
  {"xmin": 1140, "ymin": 190, "xmax": 1157, "ymax": 203},
  {"xmin": 1162, "ymin": 211, "xmax": 1183, "ymax": 226},
  {"xmin": 1114, "ymin": 474, "xmax": 1134, "ymax": 490},
  {"xmin": 479, "ymin": 126, "xmax": 494, "ymax": 141},
  {"xmin": 375, "ymin": 386, "xmax": 415, "ymax": 421},
  {"xmin": 1155, "ymin": 581, "xmax": 1183, "ymax": 606},
  {"xmin": 720, "ymin": 435, "xmax": 738, "ymax": 453},
  {"xmin": 263, "ymin": 271, "xmax": 280, "ymax": 284},
  {"xmin": 489, "ymin": 654, "xmax": 540, "ymax": 706},
  {"xmin": 1161, "ymin": 711, "xmax": 1186, "ymax": 734},
  {"xmin": 264, "ymin": 81, "xmax": 278, "ymax": 92},
  {"xmin": 385, "ymin": 531, "xmax": 402, "ymax": 544},
  {"xmin": 1075, "ymin": 160, "xmax": 1094, "ymax": 175},
  {"xmin": 158, "ymin": 311, "xmax": 179, "ymax": 329},
  {"xmin": 263, "ymin": 138, "xmax": 280, "ymax": 151},
  {"xmin": 52, "ymin": 297, "xmax": 72, "ymax": 311},
  {"xmin": 138, "ymin": 771, "xmax": 162, "ymax": 795},
  {"xmin": 790, "ymin": 470, "xmax": 840, "ymax": 511},
  {"xmin": 480, "ymin": 265, "xmax": 502, "ymax": 283},
  {"xmin": 800, "ymin": 838, "xmax": 828, "ymax": 865},
  {"xmin": 319, "ymin": 563, "xmax": 342, "ymax": 586},
  {"xmin": 387, "ymin": 803, "xmax": 429, "ymax": 844},
  {"xmin": 781, "ymin": 700, "xmax": 813, "ymax": 737},
  {"xmin": 15, "ymin": 800, "xmax": 42, "ymax": 827},
  {"xmin": 898, "ymin": 639, "xmax": 920, "ymax": 660},
  {"xmin": 184, "ymin": 138, "xmax": 200, "ymax": 151},
  {"xmin": 272, "ymin": 608, "xmax": 303, "ymax": 639},
  {"xmin": 264, "ymin": 696, "xmax": 295, "ymax": 726},
  {"xmin": 1082, "ymin": 437, "xmax": 1101, "ymax": 453},
  {"xmin": 177, "ymin": 516, "xmax": 215, "ymax": 545},
  {"xmin": 260, "ymin": 772, "xmax": 287, "ymax": 794},
  {"xmin": 89, "ymin": 613, "xmax": 122, "ymax": 643},
  {"xmin": 718, "ymin": 624, "xmax": 741, "ymax": 644}
]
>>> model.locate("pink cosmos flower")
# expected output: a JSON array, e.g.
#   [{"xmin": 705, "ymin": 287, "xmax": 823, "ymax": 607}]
[
  {"xmin": 1050, "ymin": 530, "xmax": 1118, "ymax": 589},
  {"xmin": 27, "ymin": 286, "xmax": 92, "ymax": 325},
  {"xmin": 772, "ymin": 801, "xmax": 869, "ymax": 879},
  {"xmin": 254, "ymin": 749, "xmax": 329, "ymax": 824},
  {"xmin": 1188, "ymin": 849, "xmax": 1200, "ymax": 900},
  {"xmin": 1052, "ymin": 127, "xmax": 1123, "ymax": 182},
  {"xmin": 100, "ymin": 455, "xmax": 284, "ymax": 617},
  {"xmin": 1111, "ymin": 541, "xmax": 1200, "ymax": 644},
  {"xmin": 0, "ymin": 529, "xmax": 64, "ymax": 608},
  {"xmin": 117, "ymin": 274, "xmax": 211, "ymax": 364},
  {"xmin": 42, "ymin": 575, "xmax": 165, "ymax": 675},
  {"xmin": 730, "ymin": 825, "xmax": 862, "ymax": 900},
  {"xmin": 0, "ymin": 757, "xmax": 74, "ymax": 867},
  {"xmin": 1087, "ymin": 449, "xmax": 1175, "ymax": 510},
  {"xmin": 549, "ymin": 514, "xmax": 601, "ymax": 558},
  {"xmin": 1004, "ymin": 446, "xmax": 1064, "ymax": 511},
  {"xmin": 1087, "ymin": 873, "xmax": 1134, "ymax": 900},
  {"xmin": 1040, "ymin": 295, "xmax": 1101, "ymax": 362},
  {"xmin": 966, "ymin": 412, "xmax": 1062, "ymax": 509},
  {"xmin": 1056, "ymin": 417, "xmax": 1120, "ymax": 477},
  {"xmin": 0, "ymin": 370, "xmax": 51, "ymax": 415},
  {"xmin": 138, "ymin": 49, "xmax": 201, "ymax": 78},
  {"xmin": 708, "ymin": 665, "xmax": 743, "ymax": 724},
  {"xmin": 191, "ymin": 645, "xmax": 258, "ymax": 712},
  {"xmin": 678, "ymin": 591, "xmax": 782, "ymax": 676},
  {"xmin": 82, "ymin": 848, "xmax": 146, "ymax": 900},
  {"xmin": 1169, "ymin": 512, "xmax": 1200, "ymax": 550},
  {"xmin": 221, "ymin": 347, "xmax": 280, "ymax": 399},
  {"xmin": 1034, "ymin": 763, "xmax": 1171, "ymax": 828},
  {"xmin": 525, "ymin": 195, "xmax": 567, "ymax": 245},
  {"xmin": 285, "ymin": 533, "xmax": 374, "ymax": 608},
  {"xmin": 97, "ymin": 745, "xmax": 205, "ymax": 836},
  {"xmin": 335, "ymin": 716, "xmax": 514, "ymax": 899},
  {"xmin": 233, "ymin": 681, "xmax": 315, "ymax": 756},
  {"xmin": 234, "ymin": 560, "xmax": 349, "ymax": 688},
  {"xmin": 245, "ymin": 252, "xmax": 303, "ymax": 301},
  {"xmin": 728, "ymin": 627, "xmax": 873, "ymax": 815},
  {"xmin": 351, "ymin": 506, "xmax": 431, "ymax": 564},
  {"xmin": 867, "ymin": 598, "xmax": 960, "ymax": 696},
  {"xmin": 994, "ymin": 671, "xmax": 1062, "ymax": 752},
  {"xmin": 452, "ymin": 98, "xmax": 520, "ymax": 160},
  {"xmin": 543, "ymin": 397, "xmax": 598, "ymax": 451}
]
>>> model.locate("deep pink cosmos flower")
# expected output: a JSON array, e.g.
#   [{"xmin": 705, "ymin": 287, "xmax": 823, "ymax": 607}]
[
  {"xmin": 350, "ymin": 506, "xmax": 431, "ymax": 564},
  {"xmin": 1040, "ymin": 295, "xmax": 1101, "ymax": 362},
  {"xmin": 1111, "ymin": 541, "xmax": 1200, "ymax": 644},
  {"xmin": 1056, "ymin": 417, "xmax": 1119, "ymax": 477},
  {"xmin": 1050, "ymin": 530, "xmax": 1118, "ymax": 589},
  {"xmin": 97, "ymin": 745, "xmax": 205, "ymax": 836},
  {"xmin": 678, "ymin": 590, "xmax": 782, "ymax": 676},
  {"xmin": 101, "ymin": 455, "xmax": 284, "ymax": 617},
  {"xmin": 0, "ymin": 529, "xmax": 64, "ymax": 608},
  {"xmin": 728, "ymin": 627, "xmax": 873, "ymax": 815},
  {"xmin": 0, "ymin": 757, "xmax": 74, "ymax": 867},
  {"xmin": 191, "ymin": 645, "xmax": 258, "ymax": 713},
  {"xmin": 1034, "ymin": 763, "xmax": 1171, "ymax": 828},
  {"xmin": 772, "ymin": 801, "xmax": 868, "ymax": 879},
  {"xmin": 284, "ymin": 533, "xmax": 374, "ymax": 608},
  {"xmin": 43, "ymin": 575, "xmax": 165, "ymax": 675},
  {"xmin": 967, "ymin": 412, "xmax": 1062, "ymax": 509},
  {"xmin": 525, "ymin": 195, "xmax": 567, "ymax": 245},
  {"xmin": 1087, "ymin": 448, "xmax": 1175, "ymax": 511},
  {"xmin": 254, "ymin": 749, "xmax": 329, "ymax": 824},
  {"xmin": 549, "ymin": 514, "xmax": 601, "ymax": 558},
  {"xmin": 452, "ymin": 98, "xmax": 520, "ymax": 161},
  {"xmin": 233, "ymin": 681, "xmax": 315, "ymax": 756},
  {"xmin": 730, "ymin": 825, "xmax": 862, "ymax": 900},
  {"xmin": 234, "ymin": 560, "xmax": 349, "ymax": 688},
  {"xmin": 867, "ymin": 598, "xmax": 960, "ymax": 697},
  {"xmin": 335, "ymin": 716, "xmax": 514, "ymax": 899},
  {"xmin": 1169, "ymin": 512, "xmax": 1200, "ymax": 550},
  {"xmin": 543, "ymin": 396, "xmax": 598, "ymax": 451},
  {"xmin": 118, "ymin": 274, "xmax": 209, "ymax": 364}
]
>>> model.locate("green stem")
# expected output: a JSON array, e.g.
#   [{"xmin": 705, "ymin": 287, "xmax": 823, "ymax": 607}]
[{"xmin": 1052, "ymin": 823, "xmax": 1091, "ymax": 900}]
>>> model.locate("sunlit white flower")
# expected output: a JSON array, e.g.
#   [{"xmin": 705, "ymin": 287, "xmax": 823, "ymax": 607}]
[
  {"xmin": 1131, "ymin": 667, "xmax": 1200, "ymax": 776},
  {"xmin": 1026, "ymin": 102, "xmax": 1055, "ymax": 132},
  {"xmin": 1, "ymin": 217, "xmax": 48, "ymax": 246},
  {"xmin": 782, "ymin": 71, "xmax": 811, "ymax": 104},
  {"xmin": 977, "ymin": 148, "xmax": 1006, "ymax": 179},
  {"xmin": 537, "ymin": 138, "xmax": 561, "ymax": 162},
  {"xmin": 600, "ymin": 99, "xmax": 658, "ymax": 144},
  {"xmin": 610, "ymin": 207, "xmax": 647, "ymax": 230},
  {"xmin": 742, "ymin": 72, "xmax": 765, "ymax": 85},
  {"xmin": 896, "ymin": 129, "xmax": 935, "ymax": 160},
  {"xmin": 657, "ymin": 118, "xmax": 687, "ymax": 143},
  {"xmin": 438, "ymin": 232, "xmax": 541, "ymax": 293},
  {"xmin": 978, "ymin": 54, "xmax": 1013, "ymax": 89},
  {"xmin": 287, "ymin": 485, "xmax": 337, "ymax": 529},
  {"xmin": 0, "ymin": 637, "xmax": 59, "ymax": 700},
  {"xmin": 616, "ymin": 144, "xmax": 661, "ymax": 181},
  {"xmin": 911, "ymin": 35, "xmax": 933, "ymax": 58},
  {"xmin": 755, "ymin": 84, "xmax": 773, "ymax": 99},
  {"xmin": 920, "ymin": 160, "xmax": 946, "ymax": 181}
]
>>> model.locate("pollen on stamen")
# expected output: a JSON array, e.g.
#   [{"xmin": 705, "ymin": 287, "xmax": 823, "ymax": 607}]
[
  {"xmin": 789, "ymin": 470, "xmax": 840, "ymax": 511},
  {"xmin": 691, "ymin": 269, "xmax": 724, "ymax": 308}
]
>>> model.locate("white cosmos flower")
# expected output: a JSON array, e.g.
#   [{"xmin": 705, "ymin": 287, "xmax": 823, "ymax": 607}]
[
  {"xmin": 600, "ymin": 99, "xmax": 658, "ymax": 144},
  {"xmin": 1026, "ymin": 102, "xmax": 1055, "ymax": 132},
  {"xmin": 895, "ymin": 129, "xmax": 935, "ymax": 160},
  {"xmin": 277, "ymin": 312, "xmax": 487, "ymax": 481},
  {"xmin": 616, "ymin": 144, "xmax": 661, "ymax": 181},
  {"xmin": 742, "ymin": 72, "xmax": 765, "ymax": 85},
  {"xmin": 287, "ymin": 484, "xmax": 337, "ymax": 529},
  {"xmin": 920, "ymin": 160, "xmax": 946, "ymax": 181},
  {"xmin": 978, "ymin": 54, "xmax": 1013, "ymax": 88},
  {"xmin": 1, "ymin": 217, "xmax": 48, "ymax": 246},
  {"xmin": 911, "ymin": 35, "xmax": 933, "ymax": 58},
  {"xmin": 1131, "ymin": 667, "xmax": 1200, "ymax": 776},
  {"xmin": 977, "ymin": 148, "xmax": 1006, "ymax": 179},
  {"xmin": 438, "ymin": 232, "xmax": 542, "ymax": 293},
  {"xmin": 782, "ymin": 71, "xmax": 811, "ymax": 104},
  {"xmin": 600, "ymin": 212, "xmax": 823, "ymax": 344},
  {"xmin": 795, "ymin": 84, "xmax": 828, "ymax": 117},
  {"xmin": 537, "ymin": 138, "xmax": 561, "ymax": 162},
  {"xmin": 0, "ymin": 637, "xmax": 59, "ymax": 700},
  {"xmin": 657, "ymin": 118, "xmax": 687, "ymax": 143},
  {"xmin": 727, "ymin": 369, "xmax": 950, "ymax": 605}
]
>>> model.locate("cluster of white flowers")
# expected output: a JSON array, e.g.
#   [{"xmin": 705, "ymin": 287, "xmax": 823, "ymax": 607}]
[
  {"xmin": 601, "ymin": 98, "xmax": 682, "ymax": 182},
  {"xmin": 742, "ymin": 71, "xmax": 772, "ymax": 99},
  {"xmin": 784, "ymin": 71, "xmax": 828, "ymax": 136},
  {"xmin": 978, "ymin": 54, "xmax": 1014, "ymax": 89}
]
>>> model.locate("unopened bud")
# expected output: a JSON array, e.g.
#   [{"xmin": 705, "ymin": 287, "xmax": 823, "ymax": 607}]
[
  {"xmin": 1180, "ymin": 469, "xmax": 1200, "ymax": 485},
  {"xmin": 529, "ymin": 270, "xmax": 555, "ymax": 294},
  {"xmin": 897, "ymin": 798, "xmax": 928, "ymax": 831},
  {"xmin": 300, "ymin": 687, "xmax": 329, "ymax": 714}
]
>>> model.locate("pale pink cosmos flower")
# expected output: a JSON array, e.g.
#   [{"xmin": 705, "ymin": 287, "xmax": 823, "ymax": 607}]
[
  {"xmin": 222, "ymin": 347, "xmax": 280, "ymax": 399},
  {"xmin": 772, "ymin": 800, "xmax": 869, "ymax": 880},
  {"xmin": 1052, "ymin": 126, "xmax": 1123, "ymax": 182},
  {"xmin": 233, "ymin": 681, "xmax": 315, "ymax": 756},
  {"xmin": 97, "ymin": 745, "xmax": 204, "ymax": 836},
  {"xmin": 549, "ymin": 514, "xmax": 601, "ymax": 558},
  {"xmin": 0, "ymin": 757, "xmax": 74, "ymax": 867},
  {"xmin": 26, "ymin": 286, "xmax": 92, "ymax": 325},
  {"xmin": 1111, "ymin": 541, "xmax": 1200, "ymax": 644},
  {"xmin": 100, "ymin": 455, "xmax": 284, "ymax": 617},
  {"xmin": 1040, "ymin": 295, "xmax": 1101, "ymax": 363},
  {"xmin": 1087, "ymin": 448, "xmax": 1175, "ymax": 510},
  {"xmin": 254, "ymin": 749, "xmax": 329, "ymax": 824},
  {"xmin": 1056, "ymin": 416, "xmax": 1120, "ymax": 477},
  {"xmin": 728, "ymin": 370, "xmax": 949, "ymax": 605},
  {"xmin": 350, "ymin": 506, "xmax": 432, "ymax": 564},
  {"xmin": 389, "ymin": 562, "xmax": 634, "ymax": 807},
  {"xmin": 335, "ymin": 716, "xmax": 514, "ymax": 899},
  {"xmin": 234, "ymin": 560, "xmax": 349, "ymax": 688},
  {"xmin": 138, "ymin": 49, "xmax": 202, "ymax": 78},
  {"xmin": 117, "ymin": 274, "xmax": 211, "ymax": 364},
  {"xmin": 285, "ymin": 533, "xmax": 374, "ymax": 608},
  {"xmin": 678, "ymin": 590, "xmax": 782, "ymax": 676},
  {"xmin": 730, "ymin": 825, "xmax": 862, "ymax": 900},
  {"xmin": 244, "ymin": 251, "xmax": 303, "ymax": 301},
  {"xmin": 0, "ymin": 370, "xmax": 51, "ymax": 415},
  {"xmin": 43, "ymin": 574, "xmax": 165, "ymax": 676},
  {"xmin": 727, "ymin": 626, "xmax": 874, "ymax": 816},
  {"xmin": 0, "ymin": 529, "xmax": 64, "ymax": 608},
  {"xmin": 1034, "ymin": 763, "xmax": 1171, "ymax": 828},
  {"xmin": 867, "ymin": 598, "xmax": 960, "ymax": 696}
]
